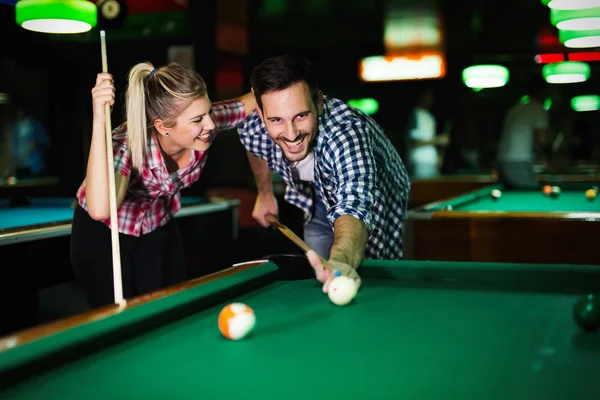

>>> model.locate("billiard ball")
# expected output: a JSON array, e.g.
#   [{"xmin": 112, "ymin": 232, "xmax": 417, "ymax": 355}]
[
  {"xmin": 442, "ymin": 205, "xmax": 453, "ymax": 211},
  {"xmin": 491, "ymin": 189, "xmax": 502, "ymax": 200},
  {"xmin": 573, "ymin": 294, "xmax": 600, "ymax": 332},
  {"xmin": 585, "ymin": 188, "xmax": 597, "ymax": 201},
  {"xmin": 550, "ymin": 186, "xmax": 560, "ymax": 198},
  {"xmin": 542, "ymin": 185, "xmax": 552, "ymax": 196},
  {"xmin": 328, "ymin": 276, "xmax": 358, "ymax": 306},
  {"xmin": 218, "ymin": 303, "xmax": 256, "ymax": 340}
]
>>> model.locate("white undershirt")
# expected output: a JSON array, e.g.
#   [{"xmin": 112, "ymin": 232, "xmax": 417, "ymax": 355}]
[{"xmin": 291, "ymin": 150, "xmax": 315, "ymax": 182}]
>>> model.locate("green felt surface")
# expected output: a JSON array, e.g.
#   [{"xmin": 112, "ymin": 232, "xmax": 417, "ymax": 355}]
[
  {"xmin": 2, "ymin": 260, "xmax": 600, "ymax": 399},
  {"xmin": 432, "ymin": 185, "xmax": 600, "ymax": 213}
]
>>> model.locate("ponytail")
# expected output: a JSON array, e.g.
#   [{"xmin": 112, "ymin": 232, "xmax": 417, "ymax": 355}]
[{"xmin": 125, "ymin": 62, "xmax": 154, "ymax": 172}]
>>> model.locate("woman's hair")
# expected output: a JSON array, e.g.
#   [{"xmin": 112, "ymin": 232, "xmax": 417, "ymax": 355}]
[
  {"xmin": 250, "ymin": 55, "xmax": 319, "ymax": 111},
  {"xmin": 124, "ymin": 62, "xmax": 207, "ymax": 171}
]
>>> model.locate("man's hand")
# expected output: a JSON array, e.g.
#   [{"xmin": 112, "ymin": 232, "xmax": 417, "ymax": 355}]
[
  {"xmin": 252, "ymin": 192, "xmax": 278, "ymax": 227},
  {"xmin": 306, "ymin": 250, "xmax": 361, "ymax": 294}
]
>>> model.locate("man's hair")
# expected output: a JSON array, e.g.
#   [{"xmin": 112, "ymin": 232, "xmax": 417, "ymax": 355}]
[{"xmin": 250, "ymin": 55, "xmax": 319, "ymax": 110}]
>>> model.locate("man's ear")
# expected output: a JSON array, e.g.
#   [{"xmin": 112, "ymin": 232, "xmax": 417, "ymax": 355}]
[
  {"xmin": 256, "ymin": 105, "xmax": 264, "ymax": 123},
  {"xmin": 153, "ymin": 119, "xmax": 169, "ymax": 136},
  {"xmin": 317, "ymin": 90, "xmax": 324, "ymax": 116}
]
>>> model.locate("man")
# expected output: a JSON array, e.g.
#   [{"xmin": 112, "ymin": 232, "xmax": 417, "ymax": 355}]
[
  {"xmin": 405, "ymin": 88, "xmax": 450, "ymax": 179},
  {"xmin": 237, "ymin": 55, "xmax": 410, "ymax": 293},
  {"xmin": 496, "ymin": 78, "xmax": 549, "ymax": 189}
]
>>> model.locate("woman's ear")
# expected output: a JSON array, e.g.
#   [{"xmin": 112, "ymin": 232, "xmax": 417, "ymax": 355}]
[{"xmin": 153, "ymin": 119, "xmax": 169, "ymax": 136}]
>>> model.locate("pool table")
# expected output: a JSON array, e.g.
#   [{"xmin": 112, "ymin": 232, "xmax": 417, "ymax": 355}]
[
  {"xmin": 0, "ymin": 196, "xmax": 241, "ymax": 335},
  {"xmin": 1, "ymin": 255, "xmax": 599, "ymax": 399},
  {"xmin": 408, "ymin": 171, "xmax": 600, "ymax": 209},
  {"xmin": 0, "ymin": 196, "xmax": 240, "ymax": 246},
  {"xmin": 404, "ymin": 183, "xmax": 600, "ymax": 264}
]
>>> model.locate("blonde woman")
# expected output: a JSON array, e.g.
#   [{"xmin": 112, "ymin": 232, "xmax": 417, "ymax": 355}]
[{"xmin": 70, "ymin": 62, "xmax": 255, "ymax": 309}]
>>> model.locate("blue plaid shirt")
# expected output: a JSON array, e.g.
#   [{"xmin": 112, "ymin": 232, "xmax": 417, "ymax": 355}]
[{"xmin": 237, "ymin": 96, "xmax": 410, "ymax": 259}]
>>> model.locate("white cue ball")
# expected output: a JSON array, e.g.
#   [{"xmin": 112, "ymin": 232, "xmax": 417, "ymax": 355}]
[{"xmin": 328, "ymin": 276, "xmax": 357, "ymax": 306}]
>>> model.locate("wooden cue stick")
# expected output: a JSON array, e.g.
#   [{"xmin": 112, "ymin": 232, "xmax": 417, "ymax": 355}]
[
  {"xmin": 264, "ymin": 214, "xmax": 337, "ymax": 273},
  {"xmin": 100, "ymin": 30, "xmax": 124, "ymax": 305}
]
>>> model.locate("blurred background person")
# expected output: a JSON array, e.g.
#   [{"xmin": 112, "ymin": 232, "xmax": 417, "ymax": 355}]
[
  {"xmin": 405, "ymin": 88, "xmax": 450, "ymax": 179},
  {"xmin": 496, "ymin": 77, "xmax": 549, "ymax": 189}
]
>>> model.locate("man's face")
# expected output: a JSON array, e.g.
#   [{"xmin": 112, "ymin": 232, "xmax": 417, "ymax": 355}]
[{"xmin": 258, "ymin": 81, "xmax": 321, "ymax": 163}]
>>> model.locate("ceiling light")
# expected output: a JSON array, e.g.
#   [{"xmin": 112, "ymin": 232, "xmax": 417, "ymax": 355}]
[
  {"xmin": 571, "ymin": 95, "xmax": 600, "ymax": 111},
  {"xmin": 16, "ymin": 0, "xmax": 97, "ymax": 34},
  {"xmin": 560, "ymin": 29, "xmax": 600, "ymax": 48},
  {"xmin": 542, "ymin": 61, "xmax": 590, "ymax": 83},
  {"xmin": 542, "ymin": 0, "xmax": 600, "ymax": 10},
  {"xmin": 551, "ymin": 7, "xmax": 600, "ymax": 30},
  {"xmin": 462, "ymin": 65, "xmax": 509, "ymax": 89}
]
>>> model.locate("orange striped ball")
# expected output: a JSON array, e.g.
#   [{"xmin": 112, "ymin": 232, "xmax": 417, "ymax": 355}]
[{"xmin": 218, "ymin": 303, "xmax": 256, "ymax": 340}]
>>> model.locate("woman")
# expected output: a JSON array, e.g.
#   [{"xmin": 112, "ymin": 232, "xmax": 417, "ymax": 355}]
[{"xmin": 70, "ymin": 62, "xmax": 255, "ymax": 309}]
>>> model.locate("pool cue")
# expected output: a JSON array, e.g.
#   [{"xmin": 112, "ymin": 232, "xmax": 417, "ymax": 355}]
[
  {"xmin": 100, "ymin": 30, "xmax": 124, "ymax": 305},
  {"xmin": 264, "ymin": 214, "xmax": 338, "ymax": 275}
]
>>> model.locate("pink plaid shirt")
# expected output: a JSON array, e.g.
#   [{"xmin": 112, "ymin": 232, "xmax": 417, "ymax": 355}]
[{"xmin": 76, "ymin": 99, "xmax": 246, "ymax": 236}]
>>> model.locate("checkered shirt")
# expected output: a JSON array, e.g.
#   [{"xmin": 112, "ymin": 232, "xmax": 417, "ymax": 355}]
[
  {"xmin": 76, "ymin": 99, "xmax": 246, "ymax": 236},
  {"xmin": 237, "ymin": 96, "xmax": 410, "ymax": 259}
]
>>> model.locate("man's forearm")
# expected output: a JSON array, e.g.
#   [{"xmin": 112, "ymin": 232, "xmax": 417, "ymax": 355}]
[
  {"xmin": 246, "ymin": 150, "xmax": 273, "ymax": 194},
  {"xmin": 329, "ymin": 215, "xmax": 368, "ymax": 269}
]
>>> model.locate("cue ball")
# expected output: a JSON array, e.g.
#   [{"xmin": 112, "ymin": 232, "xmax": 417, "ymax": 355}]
[
  {"xmin": 491, "ymin": 189, "xmax": 502, "ymax": 199},
  {"xmin": 218, "ymin": 303, "xmax": 256, "ymax": 340},
  {"xmin": 573, "ymin": 294, "xmax": 600, "ymax": 332},
  {"xmin": 328, "ymin": 276, "xmax": 357, "ymax": 306}
]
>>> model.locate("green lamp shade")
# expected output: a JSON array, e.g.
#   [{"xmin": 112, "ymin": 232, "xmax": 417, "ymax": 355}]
[
  {"xmin": 462, "ymin": 65, "xmax": 509, "ymax": 89},
  {"xmin": 542, "ymin": 61, "xmax": 590, "ymax": 83},
  {"xmin": 16, "ymin": 0, "xmax": 97, "ymax": 34},
  {"xmin": 551, "ymin": 7, "xmax": 600, "ymax": 30},
  {"xmin": 347, "ymin": 98, "xmax": 379, "ymax": 115},
  {"xmin": 559, "ymin": 29, "xmax": 600, "ymax": 48},
  {"xmin": 542, "ymin": 0, "xmax": 599, "ymax": 10},
  {"xmin": 571, "ymin": 95, "xmax": 600, "ymax": 111}
]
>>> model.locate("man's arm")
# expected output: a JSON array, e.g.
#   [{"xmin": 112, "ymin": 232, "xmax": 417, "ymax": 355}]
[
  {"xmin": 246, "ymin": 150, "xmax": 272, "ymax": 194},
  {"xmin": 246, "ymin": 150, "xmax": 279, "ymax": 227},
  {"xmin": 329, "ymin": 215, "xmax": 368, "ymax": 269}
]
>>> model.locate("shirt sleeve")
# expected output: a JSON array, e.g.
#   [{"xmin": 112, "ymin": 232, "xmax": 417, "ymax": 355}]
[
  {"xmin": 212, "ymin": 99, "xmax": 246, "ymax": 131},
  {"xmin": 112, "ymin": 123, "xmax": 132, "ymax": 178},
  {"xmin": 320, "ymin": 121, "xmax": 376, "ymax": 232},
  {"xmin": 236, "ymin": 110, "xmax": 273, "ymax": 161}
]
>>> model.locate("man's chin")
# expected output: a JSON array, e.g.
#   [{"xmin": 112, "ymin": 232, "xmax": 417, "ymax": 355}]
[{"xmin": 282, "ymin": 150, "xmax": 307, "ymax": 163}]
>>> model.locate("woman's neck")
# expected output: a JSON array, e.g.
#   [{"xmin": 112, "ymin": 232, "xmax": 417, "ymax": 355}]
[{"xmin": 156, "ymin": 134, "xmax": 189, "ymax": 172}]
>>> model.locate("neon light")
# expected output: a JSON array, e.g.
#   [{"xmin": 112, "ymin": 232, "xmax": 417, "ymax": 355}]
[
  {"xmin": 359, "ymin": 53, "xmax": 446, "ymax": 82},
  {"xmin": 534, "ymin": 53, "xmax": 565, "ymax": 64},
  {"xmin": 568, "ymin": 51, "xmax": 600, "ymax": 61}
]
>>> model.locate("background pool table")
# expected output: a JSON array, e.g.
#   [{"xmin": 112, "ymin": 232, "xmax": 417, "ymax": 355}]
[
  {"xmin": 1, "ymin": 255, "xmax": 600, "ymax": 399},
  {"xmin": 0, "ymin": 196, "xmax": 240, "ymax": 336},
  {"xmin": 404, "ymin": 183, "xmax": 600, "ymax": 264},
  {"xmin": 0, "ymin": 196, "xmax": 239, "ymax": 245}
]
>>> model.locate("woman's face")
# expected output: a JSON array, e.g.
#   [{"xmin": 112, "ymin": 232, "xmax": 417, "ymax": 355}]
[{"xmin": 166, "ymin": 96, "xmax": 217, "ymax": 153}]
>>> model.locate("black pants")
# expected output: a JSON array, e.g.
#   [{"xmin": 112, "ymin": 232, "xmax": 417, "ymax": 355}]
[{"xmin": 70, "ymin": 205, "xmax": 186, "ymax": 309}]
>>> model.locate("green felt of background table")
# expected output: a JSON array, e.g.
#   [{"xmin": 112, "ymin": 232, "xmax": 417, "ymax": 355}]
[
  {"xmin": 430, "ymin": 184, "xmax": 600, "ymax": 213},
  {"xmin": 0, "ymin": 197, "xmax": 211, "ymax": 230}
]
